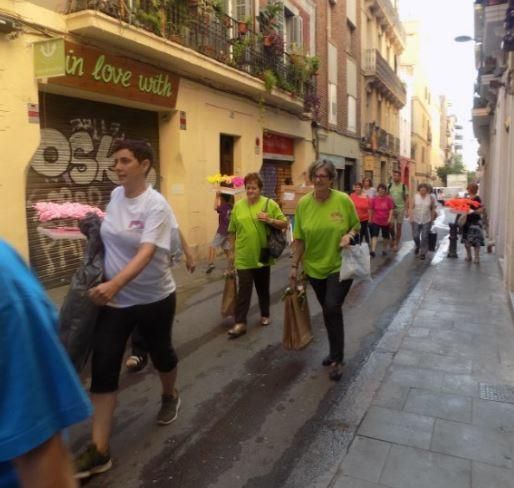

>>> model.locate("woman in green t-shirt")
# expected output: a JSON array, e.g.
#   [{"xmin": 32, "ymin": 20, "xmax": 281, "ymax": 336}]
[
  {"xmin": 290, "ymin": 160, "xmax": 360, "ymax": 381},
  {"xmin": 227, "ymin": 173, "xmax": 287, "ymax": 338}
]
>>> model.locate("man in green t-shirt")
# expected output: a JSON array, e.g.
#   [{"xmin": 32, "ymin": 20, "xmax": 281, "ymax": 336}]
[{"xmin": 388, "ymin": 169, "xmax": 409, "ymax": 252}]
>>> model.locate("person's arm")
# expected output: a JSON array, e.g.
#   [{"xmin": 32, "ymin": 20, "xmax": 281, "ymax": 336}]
[
  {"xmin": 289, "ymin": 239, "xmax": 305, "ymax": 284},
  {"xmin": 179, "ymin": 228, "xmax": 196, "ymax": 273},
  {"xmin": 214, "ymin": 192, "xmax": 221, "ymax": 211},
  {"xmin": 89, "ymin": 243, "xmax": 156, "ymax": 305},
  {"xmin": 340, "ymin": 199, "xmax": 361, "ymax": 248},
  {"xmin": 404, "ymin": 188, "xmax": 410, "ymax": 217},
  {"xmin": 257, "ymin": 202, "xmax": 288, "ymax": 230},
  {"xmin": 14, "ymin": 434, "xmax": 77, "ymax": 488},
  {"xmin": 387, "ymin": 199, "xmax": 394, "ymax": 224}
]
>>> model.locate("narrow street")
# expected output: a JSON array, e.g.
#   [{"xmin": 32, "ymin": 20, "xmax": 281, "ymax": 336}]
[{"xmin": 71, "ymin": 218, "xmax": 448, "ymax": 488}]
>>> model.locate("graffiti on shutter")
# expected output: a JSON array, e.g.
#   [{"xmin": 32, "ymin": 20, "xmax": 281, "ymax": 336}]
[{"xmin": 26, "ymin": 92, "xmax": 160, "ymax": 288}]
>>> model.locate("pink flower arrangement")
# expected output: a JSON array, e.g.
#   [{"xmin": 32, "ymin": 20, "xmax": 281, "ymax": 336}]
[{"xmin": 33, "ymin": 202, "xmax": 105, "ymax": 222}]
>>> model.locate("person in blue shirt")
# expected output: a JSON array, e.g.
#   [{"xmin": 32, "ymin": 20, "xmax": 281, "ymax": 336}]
[{"xmin": 0, "ymin": 240, "xmax": 92, "ymax": 487}]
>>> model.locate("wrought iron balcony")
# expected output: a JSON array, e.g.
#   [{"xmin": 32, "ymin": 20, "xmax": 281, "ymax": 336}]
[
  {"xmin": 66, "ymin": 0, "xmax": 315, "ymax": 105},
  {"xmin": 363, "ymin": 49, "xmax": 406, "ymax": 108},
  {"xmin": 367, "ymin": 0, "xmax": 405, "ymax": 47},
  {"xmin": 361, "ymin": 122, "xmax": 400, "ymax": 157}
]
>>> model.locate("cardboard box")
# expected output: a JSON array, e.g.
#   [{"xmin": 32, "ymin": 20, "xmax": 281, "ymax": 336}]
[{"xmin": 280, "ymin": 185, "xmax": 312, "ymax": 215}]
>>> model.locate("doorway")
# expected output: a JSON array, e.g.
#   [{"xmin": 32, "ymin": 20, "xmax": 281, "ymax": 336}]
[{"xmin": 220, "ymin": 134, "xmax": 234, "ymax": 175}]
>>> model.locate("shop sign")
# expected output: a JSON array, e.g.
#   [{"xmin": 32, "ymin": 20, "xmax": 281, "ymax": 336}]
[
  {"xmin": 364, "ymin": 155, "xmax": 375, "ymax": 171},
  {"xmin": 263, "ymin": 132, "xmax": 294, "ymax": 161},
  {"xmin": 49, "ymin": 42, "xmax": 180, "ymax": 109},
  {"xmin": 33, "ymin": 38, "xmax": 66, "ymax": 79}
]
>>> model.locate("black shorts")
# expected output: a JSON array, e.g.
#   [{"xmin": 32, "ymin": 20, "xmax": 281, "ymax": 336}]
[
  {"xmin": 370, "ymin": 223, "xmax": 391, "ymax": 239},
  {"xmin": 90, "ymin": 293, "xmax": 177, "ymax": 393}
]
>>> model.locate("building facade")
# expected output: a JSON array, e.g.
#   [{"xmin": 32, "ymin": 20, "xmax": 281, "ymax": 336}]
[
  {"xmin": 401, "ymin": 20, "xmax": 432, "ymax": 187},
  {"xmin": 314, "ymin": 0, "xmax": 361, "ymax": 192},
  {"xmin": 472, "ymin": 0, "xmax": 514, "ymax": 296},
  {"xmin": 360, "ymin": 0, "xmax": 406, "ymax": 187},
  {"xmin": 0, "ymin": 0, "xmax": 317, "ymax": 287}
]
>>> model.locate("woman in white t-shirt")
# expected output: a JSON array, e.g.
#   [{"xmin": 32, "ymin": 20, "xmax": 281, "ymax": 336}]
[
  {"xmin": 74, "ymin": 140, "xmax": 195, "ymax": 479},
  {"xmin": 409, "ymin": 183, "xmax": 436, "ymax": 260}
]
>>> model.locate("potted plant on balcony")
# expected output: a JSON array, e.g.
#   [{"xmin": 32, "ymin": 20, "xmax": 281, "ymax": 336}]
[
  {"xmin": 231, "ymin": 35, "xmax": 251, "ymax": 66},
  {"xmin": 237, "ymin": 16, "xmax": 252, "ymax": 34},
  {"xmin": 262, "ymin": 69, "xmax": 278, "ymax": 93}
]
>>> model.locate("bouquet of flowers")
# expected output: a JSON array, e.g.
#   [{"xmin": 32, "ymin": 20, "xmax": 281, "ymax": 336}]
[
  {"xmin": 444, "ymin": 198, "xmax": 481, "ymax": 214},
  {"xmin": 33, "ymin": 201, "xmax": 105, "ymax": 240},
  {"xmin": 207, "ymin": 174, "xmax": 245, "ymax": 195}
]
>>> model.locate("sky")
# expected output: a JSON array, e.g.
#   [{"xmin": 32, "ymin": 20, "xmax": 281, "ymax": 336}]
[{"xmin": 400, "ymin": 0, "xmax": 478, "ymax": 170}]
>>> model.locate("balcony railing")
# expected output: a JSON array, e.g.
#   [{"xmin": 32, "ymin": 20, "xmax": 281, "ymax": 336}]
[
  {"xmin": 363, "ymin": 49, "xmax": 406, "ymax": 107},
  {"xmin": 361, "ymin": 122, "xmax": 400, "ymax": 156},
  {"xmin": 67, "ymin": 0, "xmax": 314, "ymax": 101},
  {"xmin": 372, "ymin": 0, "xmax": 406, "ymax": 45}
]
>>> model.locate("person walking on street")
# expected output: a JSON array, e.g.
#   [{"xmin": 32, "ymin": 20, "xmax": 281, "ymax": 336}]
[
  {"xmin": 462, "ymin": 182, "xmax": 485, "ymax": 264},
  {"xmin": 410, "ymin": 183, "xmax": 436, "ymax": 260},
  {"xmin": 74, "ymin": 139, "xmax": 193, "ymax": 480},
  {"xmin": 0, "ymin": 240, "xmax": 92, "ymax": 488},
  {"xmin": 369, "ymin": 183, "xmax": 394, "ymax": 258},
  {"xmin": 350, "ymin": 181, "xmax": 371, "ymax": 244},
  {"xmin": 227, "ymin": 172, "xmax": 287, "ymax": 338},
  {"xmin": 206, "ymin": 192, "xmax": 234, "ymax": 273},
  {"xmin": 362, "ymin": 177, "xmax": 377, "ymax": 198},
  {"xmin": 388, "ymin": 169, "xmax": 409, "ymax": 251},
  {"xmin": 290, "ymin": 160, "xmax": 360, "ymax": 381}
]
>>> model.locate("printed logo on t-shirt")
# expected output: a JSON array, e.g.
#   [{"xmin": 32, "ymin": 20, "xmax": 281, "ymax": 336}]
[
  {"xmin": 330, "ymin": 212, "xmax": 344, "ymax": 223},
  {"xmin": 129, "ymin": 220, "xmax": 145, "ymax": 230}
]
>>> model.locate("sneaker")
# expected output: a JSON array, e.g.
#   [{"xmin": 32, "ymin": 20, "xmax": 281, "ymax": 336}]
[
  {"xmin": 157, "ymin": 393, "xmax": 181, "ymax": 425},
  {"xmin": 206, "ymin": 263, "xmax": 215, "ymax": 274},
  {"xmin": 125, "ymin": 354, "xmax": 148, "ymax": 373},
  {"xmin": 74, "ymin": 444, "xmax": 112, "ymax": 479}
]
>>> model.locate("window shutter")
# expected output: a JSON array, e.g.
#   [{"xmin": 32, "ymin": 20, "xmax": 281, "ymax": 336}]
[
  {"xmin": 292, "ymin": 15, "xmax": 303, "ymax": 48},
  {"xmin": 347, "ymin": 95, "xmax": 357, "ymax": 133},
  {"xmin": 234, "ymin": 0, "xmax": 251, "ymax": 21},
  {"xmin": 329, "ymin": 83, "xmax": 338, "ymax": 125}
]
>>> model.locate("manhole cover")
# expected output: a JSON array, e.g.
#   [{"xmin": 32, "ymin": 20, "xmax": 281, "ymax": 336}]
[{"xmin": 479, "ymin": 383, "xmax": 514, "ymax": 404}]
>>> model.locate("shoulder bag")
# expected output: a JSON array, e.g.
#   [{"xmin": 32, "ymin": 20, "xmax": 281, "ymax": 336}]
[{"xmin": 264, "ymin": 198, "xmax": 287, "ymax": 259}]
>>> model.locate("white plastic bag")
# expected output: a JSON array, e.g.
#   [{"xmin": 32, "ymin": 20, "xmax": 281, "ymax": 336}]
[{"xmin": 339, "ymin": 243, "xmax": 371, "ymax": 282}]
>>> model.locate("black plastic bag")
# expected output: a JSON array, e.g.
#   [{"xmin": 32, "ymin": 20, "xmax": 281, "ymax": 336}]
[{"xmin": 59, "ymin": 213, "xmax": 104, "ymax": 373}]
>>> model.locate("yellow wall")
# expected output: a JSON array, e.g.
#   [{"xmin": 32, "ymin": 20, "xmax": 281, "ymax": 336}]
[{"xmin": 0, "ymin": 4, "xmax": 67, "ymax": 257}]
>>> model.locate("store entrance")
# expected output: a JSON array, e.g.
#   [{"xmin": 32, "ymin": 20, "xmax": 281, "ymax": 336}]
[{"xmin": 220, "ymin": 134, "xmax": 234, "ymax": 175}]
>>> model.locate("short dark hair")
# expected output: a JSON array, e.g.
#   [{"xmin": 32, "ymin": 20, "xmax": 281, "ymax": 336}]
[
  {"xmin": 392, "ymin": 168, "xmax": 401, "ymax": 175},
  {"xmin": 417, "ymin": 183, "xmax": 429, "ymax": 192},
  {"xmin": 111, "ymin": 139, "xmax": 154, "ymax": 165},
  {"xmin": 244, "ymin": 172, "xmax": 264, "ymax": 189},
  {"xmin": 377, "ymin": 183, "xmax": 387, "ymax": 191},
  {"xmin": 467, "ymin": 182, "xmax": 478, "ymax": 194},
  {"xmin": 354, "ymin": 181, "xmax": 363, "ymax": 188},
  {"xmin": 363, "ymin": 177, "xmax": 373, "ymax": 186}
]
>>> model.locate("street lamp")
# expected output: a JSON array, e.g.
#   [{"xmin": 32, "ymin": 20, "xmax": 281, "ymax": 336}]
[{"xmin": 454, "ymin": 35, "xmax": 475, "ymax": 43}]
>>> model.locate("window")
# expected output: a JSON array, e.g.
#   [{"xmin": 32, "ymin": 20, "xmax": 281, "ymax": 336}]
[
  {"xmin": 346, "ymin": 22, "xmax": 355, "ymax": 55},
  {"xmin": 329, "ymin": 83, "xmax": 338, "ymax": 125},
  {"xmin": 285, "ymin": 9, "xmax": 303, "ymax": 51},
  {"xmin": 328, "ymin": 43, "xmax": 337, "ymax": 84},
  {"xmin": 234, "ymin": 0, "xmax": 251, "ymax": 21},
  {"xmin": 347, "ymin": 96, "xmax": 357, "ymax": 132}
]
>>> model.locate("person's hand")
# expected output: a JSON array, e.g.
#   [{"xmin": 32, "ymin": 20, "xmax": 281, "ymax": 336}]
[
  {"xmin": 340, "ymin": 234, "xmax": 352, "ymax": 248},
  {"xmin": 89, "ymin": 281, "xmax": 120, "ymax": 306},
  {"xmin": 185, "ymin": 252, "xmax": 196, "ymax": 273},
  {"xmin": 257, "ymin": 211, "xmax": 271, "ymax": 223},
  {"xmin": 289, "ymin": 267, "xmax": 298, "ymax": 286}
]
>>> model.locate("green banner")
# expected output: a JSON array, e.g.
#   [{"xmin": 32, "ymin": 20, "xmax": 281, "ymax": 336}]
[{"xmin": 34, "ymin": 38, "xmax": 65, "ymax": 79}]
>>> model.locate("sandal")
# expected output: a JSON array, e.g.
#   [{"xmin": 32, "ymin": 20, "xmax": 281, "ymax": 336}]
[
  {"xmin": 126, "ymin": 354, "xmax": 148, "ymax": 373},
  {"xmin": 260, "ymin": 317, "xmax": 271, "ymax": 326},
  {"xmin": 329, "ymin": 363, "xmax": 344, "ymax": 382},
  {"xmin": 322, "ymin": 356, "xmax": 335, "ymax": 367}
]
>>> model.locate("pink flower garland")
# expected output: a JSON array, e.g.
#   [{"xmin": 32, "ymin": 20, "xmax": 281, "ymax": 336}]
[{"xmin": 33, "ymin": 202, "xmax": 105, "ymax": 222}]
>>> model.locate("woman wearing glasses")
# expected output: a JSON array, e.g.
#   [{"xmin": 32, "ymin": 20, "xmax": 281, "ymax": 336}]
[{"xmin": 290, "ymin": 160, "xmax": 360, "ymax": 381}]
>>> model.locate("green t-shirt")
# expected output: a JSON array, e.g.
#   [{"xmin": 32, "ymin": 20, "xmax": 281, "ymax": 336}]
[
  {"xmin": 228, "ymin": 196, "xmax": 286, "ymax": 270},
  {"xmin": 294, "ymin": 190, "xmax": 360, "ymax": 279},
  {"xmin": 388, "ymin": 182, "xmax": 408, "ymax": 209}
]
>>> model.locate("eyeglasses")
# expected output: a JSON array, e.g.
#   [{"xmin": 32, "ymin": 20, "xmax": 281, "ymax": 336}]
[{"xmin": 314, "ymin": 174, "xmax": 330, "ymax": 180}]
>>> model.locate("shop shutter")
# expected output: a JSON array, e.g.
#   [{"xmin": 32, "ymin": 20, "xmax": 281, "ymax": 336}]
[{"xmin": 26, "ymin": 92, "xmax": 160, "ymax": 288}]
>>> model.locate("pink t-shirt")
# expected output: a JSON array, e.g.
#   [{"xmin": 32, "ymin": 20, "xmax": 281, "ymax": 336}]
[{"xmin": 370, "ymin": 195, "xmax": 394, "ymax": 226}]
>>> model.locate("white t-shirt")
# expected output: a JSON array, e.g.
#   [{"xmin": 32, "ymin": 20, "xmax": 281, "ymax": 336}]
[
  {"xmin": 100, "ymin": 186, "xmax": 177, "ymax": 307},
  {"xmin": 412, "ymin": 193, "xmax": 433, "ymax": 225}
]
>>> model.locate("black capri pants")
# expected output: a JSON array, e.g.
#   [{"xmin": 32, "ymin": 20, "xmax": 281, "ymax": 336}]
[
  {"xmin": 90, "ymin": 293, "xmax": 177, "ymax": 393},
  {"xmin": 369, "ymin": 223, "xmax": 391, "ymax": 239}
]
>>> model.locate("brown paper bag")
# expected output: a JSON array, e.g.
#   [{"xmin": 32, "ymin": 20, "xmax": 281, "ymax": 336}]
[
  {"xmin": 282, "ymin": 291, "xmax": 313, "ymax": 350},
  {"xmin": 221, "ymin": 274, "xmax": 237, "ymax": 317}
]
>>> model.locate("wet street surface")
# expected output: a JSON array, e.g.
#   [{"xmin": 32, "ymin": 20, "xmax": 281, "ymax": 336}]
[{"xmin": 73, "ymin": 218, "xmax": 448, "ymax": 488}]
